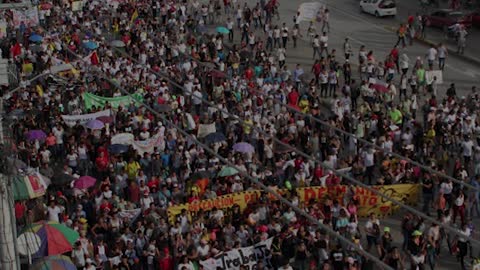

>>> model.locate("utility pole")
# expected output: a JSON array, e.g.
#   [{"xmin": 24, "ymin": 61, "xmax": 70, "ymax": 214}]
[{"xmin": 0, "ymin": 98, "xmax": 20, "ymax": 270}]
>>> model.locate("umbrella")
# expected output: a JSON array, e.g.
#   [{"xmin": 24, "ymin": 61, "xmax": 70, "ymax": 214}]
[
  {"xmin": 40, "ymin": 3, "xmax": 53, "ymax": 10},
  {"xmin": 23, "ymin": 221, "xmax": 79, "ymax": 257},
  {"xmin": 73, "ymin": 176, "xmax": 96, "ymax": 189},
  {"xmin": 191, "ymin": 170, "xmax": 213, "ymax": 180},
  {"xmin": 29, "ymin": 34, "xmax": 43, "ymax": 42},
  {"xmin": 233, "ymin": 142, "xmax": 255, "ymax": 153},
  {"xmin": 82, "ymin": 41, "xmax": 98, "ymax": 50},
  {"xmin": 25, "ymin": 130, "xmax": 47, "ymax": 141},
  {"xmin": 52, "ymin": 173, "xmax": 74, "ymax": 186},
  {"xmin": 204, "ymin": 132, "xmax": 226, "ymax": 144},
  {"xmin": 156, "ymin": 104, "xmax": 172, "ymax": 113},
  {"xmin": 239, "ymin": 50, "xmax": 252, "ymax": 60},
  {"xmin": 216, "ymin": 26, "xmax": 230, "ymax": 34},
  {"xmin": 111, "ymin": 40, "xmax": 126, "ymax": 48},
  {"xmin": 17, "ymin": 232, "xmax": 41, "ymax": 256},
  {"xmin": 96, "ymin": 115, "xmax": 113, "ymax": 124},
  {"xmin": 85, "ymin": 119, "xmax": 105, "ymax": 130},
  {"xmin": 218, "ymin": 166, "xmax": 239, "ymax": 177},
  {"xmin": 209, "ymin": 70, "xmax": 226, "ymax": 79},
  {"xmin": 108, "ymin": 144, "xmax": 129, "ymax": 154},
  {"xmin": 372, "ymin": 83, "xmax": 388, "ymax": 93},
  {"xmin": 32, "ymin": 255, "xmax": 76, "ymax": 270},
  {"xmin": 7, "ymin": 109, "xmax": 25, "ymax": 119},
  {"xmin": 7, "ymin": 157, "xmax": 27, "ymax": 170}
]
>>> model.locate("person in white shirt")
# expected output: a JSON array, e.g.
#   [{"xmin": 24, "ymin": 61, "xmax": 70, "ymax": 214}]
[
  {"xmin": 426, "ymin": 44, "xmax": 437, "ymax": 69},
  {"xmin": 319, "ymin": 32, "xmax": 328, "ymax": 58},
  {"xmin": 462, "ymin": 136, "xmax": 474, "ymax": 170},
  {"xmin": 312, "ymin": 34, "xmax": 321, "ymax": 59},
  {"xmin": 46, "ymin": 200, "xmax": 64, "ymax": 222}
]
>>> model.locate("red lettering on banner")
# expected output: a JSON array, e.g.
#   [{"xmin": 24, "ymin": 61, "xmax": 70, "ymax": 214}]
[
  {"xmin": 304, "ymin": 188, "xmax": 316, "ymax": 202},
  {"xmin": 369, "ymin": 197, "xmax": 378, "ymax": 205}
]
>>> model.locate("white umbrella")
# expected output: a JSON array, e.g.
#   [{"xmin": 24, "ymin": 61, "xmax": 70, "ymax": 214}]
[
  {"xmin": 17, "ymin": 232, "xmax": 41, "ymax": 264},
  {"xmin": 111, "ymin": 40, "xmax": 126, "ymax": 48}
]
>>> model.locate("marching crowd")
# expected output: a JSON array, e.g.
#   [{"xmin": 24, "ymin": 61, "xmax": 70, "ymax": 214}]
[{"xmin": 1, "ymin": 0, "xmax": 480, "ymax": 270}]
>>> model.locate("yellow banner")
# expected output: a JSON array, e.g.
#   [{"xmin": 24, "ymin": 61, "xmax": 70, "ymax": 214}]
[{"xmin": 167, "ymin": 184, "xmax": 420, "ymax": 224}]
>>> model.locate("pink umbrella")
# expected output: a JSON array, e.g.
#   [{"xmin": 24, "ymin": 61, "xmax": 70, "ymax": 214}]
[
  {"xmin": 96, "ymin": 116, "xmax": 114, "ymax": 124},
  {"xmin": 73, "ymin": 176, "xmax": 96, "ymax": 189}
]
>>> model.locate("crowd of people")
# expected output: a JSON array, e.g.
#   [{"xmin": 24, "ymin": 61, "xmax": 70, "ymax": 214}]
[{"xmin": 1, "ymin": 0, "xmax": 480, "ymax": 270}]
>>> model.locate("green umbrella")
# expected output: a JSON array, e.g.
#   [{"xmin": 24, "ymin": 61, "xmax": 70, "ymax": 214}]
[
  {"xmin": 217, "ymin": 166, "xmax": 239, "ymax": 177},
  {"xmin": 216, "ymin": 26, "xmax": 230, "ymax": 34}
]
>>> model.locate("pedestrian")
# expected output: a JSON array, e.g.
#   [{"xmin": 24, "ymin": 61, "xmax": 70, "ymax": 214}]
[
  {"xmin": 273, "ymin": 25, "xmax": 281, "ymax": 48},
  {"xmin": 457, "ymin": 26, "xmax": 468, "ymax": 55},
  {"xmin": 422, "ymin": 173, "xmax": 434, "ymax": 216},
  {"xmin": 365, "ymin": 213, "xmax": 382, "ymax": 256},
  {"xmin": 281, "ymin": 22, "xmax": 289, "ymax": 48},
  {"xmin": 312, "ymin": 34, "xmax": 321, "ymax": 59},
  {"xmin": 320, "ymin": 31, "xmax": 329, "ymax": 58},
  {"xmin": 343, "ymin": 38, "xmax": 352, "ymax": 60},
  {"xmin": 292, "ymin": 25, "xmax": 300, "ymax": 48},
  {"xmin": 426, "ymin": 44, "xmax": 437, "ymax": 70},
  {"xmin": 322, "ymin": 9, "xmax": 330, "ymax": 33},
  {"xmin": 437, "ymin": 43, "xmax": 447, "ymax": 70},
  {"xmin": 395, "ymin": 23, "xmax": 407, "ymax": 48},
  {"xmin": 226, "ymin": 17, "xmax": 234, "ymax": 42},
  {"xmin": 278, "ymin": 47, "xmax": 286, "ymax": 68}
]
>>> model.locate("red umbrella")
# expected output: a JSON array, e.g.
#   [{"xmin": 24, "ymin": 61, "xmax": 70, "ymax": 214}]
[
  {"xmin": 372, "ymin": 83, "xmax": 388, "ymax": 93},
  {"xmin": 40, "ymin": 3, "xmax": 53, "ymax": 10},
  {"xmin": 73, "ymin": 176, "xmax": 96, "ymax": 189}
]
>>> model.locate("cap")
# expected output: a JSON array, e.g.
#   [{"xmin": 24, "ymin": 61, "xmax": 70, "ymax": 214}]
[
  {"xmin": 384, "ymin": 227, "xmax": 390, "ymax": 233},
  {"xmin": 412, "ymin": 230, "xmax": 422, "ymax": 236}
]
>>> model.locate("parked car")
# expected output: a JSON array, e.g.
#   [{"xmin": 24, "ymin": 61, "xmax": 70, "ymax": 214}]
[
  {"xmin": 424, "ymin": 9, "xmax": 472, "ymax": 29},
  {"xmin": 360, "ymin": 0, "xmax": 397, "ymax": 17}
]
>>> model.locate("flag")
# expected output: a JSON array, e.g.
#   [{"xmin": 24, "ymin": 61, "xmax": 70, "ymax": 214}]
[
  {"xmin": 130, "ymin": 10, "xmax": 139, "ymax": 25},
  {"xmin": 36, "ymin": 84, "xmax": 44, "ymax": 97},
  {"xmin": 90, "ymin": 51, "xmax": 99, "ymax": 66}
]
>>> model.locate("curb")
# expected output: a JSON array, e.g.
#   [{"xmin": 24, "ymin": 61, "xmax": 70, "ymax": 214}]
[{"xmin": 384, "ymin": 26, "xmax": 480, "ymax": 66}]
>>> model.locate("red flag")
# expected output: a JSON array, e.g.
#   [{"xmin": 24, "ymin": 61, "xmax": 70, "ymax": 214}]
[
  {"xmin": 90, "ymin": 51, "xmax": 99, "ymax": 65},
  {"xmin": 11, "ymin": 43, "xmax": 21, "ymax": 58}
]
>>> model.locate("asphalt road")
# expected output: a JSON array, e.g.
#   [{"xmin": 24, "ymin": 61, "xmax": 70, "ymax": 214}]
[{"xmin": 216, "ymin": 0, "xmax": 480, "ymax": 269}]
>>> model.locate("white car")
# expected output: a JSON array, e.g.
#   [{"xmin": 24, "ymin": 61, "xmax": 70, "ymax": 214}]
[{"xmin": 360, "ymin": 0, "xmax": 397, "ymax": 17}]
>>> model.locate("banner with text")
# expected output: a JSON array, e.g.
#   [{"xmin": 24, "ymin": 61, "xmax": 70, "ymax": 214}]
[
  {"xmin": 12, "ymin": 9, "xmax": 40, "ymax": 29},
  {"xmin": 83, "ymin": 92, "xmax": 143, "ymax": 110},
  {"xmin": 0, "ymin": 21, "xmax": 7, "ymax": 39},
  {"xmin": 61, "ymin": 110, "xmax": 111, "ymax": 127},
  {"xmin": 168, "ymin": 184, "xmax": 419, "ymax": 224},
  {"xmin": 200, "ymin": 238, "xmax": 273, "ymax": 270}
]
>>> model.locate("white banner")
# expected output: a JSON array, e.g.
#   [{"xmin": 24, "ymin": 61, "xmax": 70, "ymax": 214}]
[
  {"xmin": 111, "ymin": 133, "xmax": 164, "ymax": 155},
  {"xmin": 12, "ymin": 9, "xmax": 40, "ymax": 29},
  {"xmin": 118, "ymin": 208, "xmax": 142, "ymax": 224},
  {"xmin": 61, "ymin": 110, "xmax": 111, "ymax": 127},
  {"xmin": 297, "ymin": 2, "xmax": 322, "ymax": 22},
  {"xmin": 200, "ymin": 238, "xmax": 273, "ymax": 270},
  {"xmin": 197, "ymin": 123, "xmax": 216, "ymax": 138}
]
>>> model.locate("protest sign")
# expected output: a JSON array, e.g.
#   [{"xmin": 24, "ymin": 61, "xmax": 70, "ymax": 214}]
[
  {"xmin": 197, "ymin": 123, "xmax": 216, "ymax": 138},
  {"xmin": 110, "ymin": 133, "xmax": 164, "ymax": 155},
  {"xmin": 61, "ymin": 110, "xmax": 111, "ymax": 127},
  {"xmin": 426, "ymin": 70, "xmax": 443, "ymax": 84},
  {"xmin": 0, "ymin": 21, "xmax": 7, "ymax": 39},
  {"xmin": 200, "ymin": 238, "xmax": 273, "ymax": 270}
]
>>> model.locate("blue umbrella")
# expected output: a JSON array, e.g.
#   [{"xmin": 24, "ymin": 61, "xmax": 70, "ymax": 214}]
[
  {"xmin": 29, "ymin": 34, "xmax": 43, "ymax": 42},
  {"xmin": 108, "ymin": 144, "xmax": 129, "ymax": 154},
  {"xmin": 216, "ymin": 26, "xmax": 230, "ymax": 34},
  {"xmin": 82, "ymin": 41, "xmax": 98, "ymax": 50}
]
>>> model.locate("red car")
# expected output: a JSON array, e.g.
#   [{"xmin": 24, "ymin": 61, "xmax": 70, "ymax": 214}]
[{"xmin": 425, "ymin": 9, "xmax": 473, "ymax": 29}]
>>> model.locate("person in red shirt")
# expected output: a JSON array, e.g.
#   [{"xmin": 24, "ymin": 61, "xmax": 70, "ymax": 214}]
[
  {"xmin": 287, "ymin": 87, "xmax": 300, "ymax": 110},
  {"xmin": 311, "ymin": 60, "xmax": 322, "ymax": 85},
  {"xmin": 158, "ymin": 248, "xmax": 174, "ymax": 270},
  {"xmin": 390, "ymin": 45, "xmax": 399, "ymax": 71}
]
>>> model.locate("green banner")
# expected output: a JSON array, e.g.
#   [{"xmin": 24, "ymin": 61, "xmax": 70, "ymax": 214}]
[{"xmin": 83, "ymin": 92, "xmax": 143, "ymax": 110}]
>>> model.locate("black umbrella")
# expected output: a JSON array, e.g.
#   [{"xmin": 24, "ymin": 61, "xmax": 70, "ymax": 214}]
[
  {"xmin": 156, "ymin": 104, "xmax": 172, "ymax": 113},
  {"xmin": 52, "ymin": 173, "xmax": 75, "ymax": 186},
  {"xmin": 204, "ymin": 132, "xmax": 226, "ymax": 144},
  {"xmin": 7, "ymin": 109, "xmax": 25, "ymax": 120},
  {"xmin": 108, "ymin": 144, "xmax": 129, "ymax": 154},
  {"xmin": 191, "ymin": 170, "xmax": 213, "ymax": 180}
]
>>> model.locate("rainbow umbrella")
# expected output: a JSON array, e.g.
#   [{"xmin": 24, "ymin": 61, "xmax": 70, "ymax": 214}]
[
  {"xmin": 23, "ymin": 221, "xmax": 79, "ymax": 257},
  {"xmin": 32, "ymin": 255, "xmax": 76, "ymax": 270}
]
